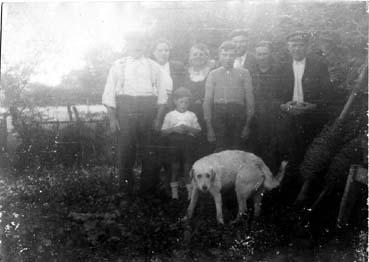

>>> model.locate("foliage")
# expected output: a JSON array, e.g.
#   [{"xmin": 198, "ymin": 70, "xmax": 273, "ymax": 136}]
[
  {"xmin": 1, "ymin": 165, "xmax": 365, "ymax": 261},
  {"xmin": 0, "ymin": 166, "xmax": 293, "ymax": 261},
  {"xmin": 10, "ymin": 111, "xmax": 114, "ymax": 170},
  {"xmin": 0, "ymin": 2, "xmax": 367, "ymax": 261},
  {"xmin": 3, "ymin": 2, "xmax": 366, "ymax": 106}
]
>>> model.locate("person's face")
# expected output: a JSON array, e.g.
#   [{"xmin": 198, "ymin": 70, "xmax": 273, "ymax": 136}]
[
  {"xmin": 153, "ymin": 42, "xmax": 170, "ymax": 65},
  {"xmin": 232, "ymin": 35, "xmax": 248, "ymax": 56},
  {"xmin": 126, "ymin": 40, "xmax": 146, "ymax": 59},
  {"xmin": 189, "ymin": 47, "xmax": 208, "ymax": 68},
  {"xmin": 255, "ymin": 46, "xmax": 272, "ymax": 67},
  {"xmin": 219, "ymin": 49, "xmax": 236, "ymax": 69},
  {"xmin": 174, "ymin": 97, "xmax": 190, "ymax": 113},
  {"xmin": 287, "ymin": 41, "xmax": 307, "ymax": 61}
]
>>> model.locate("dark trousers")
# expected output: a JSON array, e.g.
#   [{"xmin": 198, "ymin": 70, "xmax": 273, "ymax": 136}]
[
  {"xmin": 277, "ymin": 110, "xmax": 327, "ymax": 204},
  {"xmin": 278, "ymin": 110, "xmax": 326, "ymax": 168},
  {"xmin": 212, "ymin": 103, "xmax": 246, "ymax": 152},
  {"xmin": 166, "ymin": 134, "xmax": 197, "ymax": 164},
  {"xmin": 249, "ymin": 113, "xmax": 279, "ymax": 173},
  {"xmin": 116, "ymin": 95, "xmax": 160, "ymax": 195}
]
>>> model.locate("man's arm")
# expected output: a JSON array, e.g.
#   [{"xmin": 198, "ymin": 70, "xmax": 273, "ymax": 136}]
[
  {"xmin": 102, "ymin": 64, "xmax": 117, "ymax": 109},
  {"xmin": 319, "ymin": 60, "xmax": 332, "ymax": 106},
  {"xmin": 203, "ymin": 72, "xmax": 216, "ymax": 142},
  {"xmin": 242, "ymin": 70, "xmax": 254, "ymax": 139}
]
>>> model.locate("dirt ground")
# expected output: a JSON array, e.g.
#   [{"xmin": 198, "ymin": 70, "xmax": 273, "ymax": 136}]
[{"xmin": 0, "ymin": 167, "xmax": 367, "ymax": 262}]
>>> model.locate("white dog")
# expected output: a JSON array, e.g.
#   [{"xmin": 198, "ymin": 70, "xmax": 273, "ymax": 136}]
[{"xmin": 186, "ymin": 150, "xmax": 287, "ymax": 224}]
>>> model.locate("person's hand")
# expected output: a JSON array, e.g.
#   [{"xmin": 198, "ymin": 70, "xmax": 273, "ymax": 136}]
[
  {"xmin": 106, "ymin": 107, "xmax": 119, "ymax": 134},
  {"xmin": 109, "ymin": 117, "xmax": 120, "ymax": 134},
  {"xmin": 281, "ymin": 101, "xmax": 314, "ymax": 116},
  {"xmin": 241, "ymin": 125, "xmax": 250, "ymax": 141},
  {"xmin": 177, "ymin": 124, "xmax": 187, "ymax": 134},
  {"xmin": 207, "ymin": 128, "xmax": 216, "ymax": 143},
  {"xmin": 153, "ymin": 118, "xmax": 162, "ymax": 133},
  {"xmin": 171, "ymin": 124, "xmax": 184, "ymax": 134}
]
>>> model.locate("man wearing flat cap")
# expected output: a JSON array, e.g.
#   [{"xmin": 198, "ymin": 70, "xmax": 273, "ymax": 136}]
[
  {"xmin": 278, "ymin": 31, "xmax": 332, "ymax": 195},
  {"xmin": 229, "ymin": 29, "xmax": 257, "ymax": 72}
]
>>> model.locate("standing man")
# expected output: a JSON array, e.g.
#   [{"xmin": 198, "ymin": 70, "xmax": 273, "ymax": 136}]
[
  {"xmin": 102, "ymin": 32, "xmax": 168, "ymax": 197},
  {"xmin": 203, "ymin": 41, "xmax": 254, "ymax": 151},
  {"xmin": 229, "ymin": 29, "xmax": 257, "ymax": 72},
  {"xmin": 278, "ymin": 31, "xmax": 332, "ymax": 203},
  {"xmin": 280, "ymin": 31, "xmax": 331, "ymax": 165}
]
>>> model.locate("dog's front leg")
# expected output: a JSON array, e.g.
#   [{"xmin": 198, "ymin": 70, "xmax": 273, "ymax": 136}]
[
  {"xmin": 186, "ymin": 187, "xmax": 199, "ymax": 219},
  {"xmin": 210, "ymin": 189, "xmax": 224, "ymax": 224}
]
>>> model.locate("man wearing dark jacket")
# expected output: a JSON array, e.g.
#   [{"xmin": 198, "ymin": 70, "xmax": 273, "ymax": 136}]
[
  {"xmin": 275, "ymin": 31, "xmax": 332, "ymax": 205},
  {"xmin": 229, "ymin": 29, "xmax": 257, "ymax": 72},
  {"xmin": 280, "ymin": 31, "xmax": 332, "ymax": 169}
]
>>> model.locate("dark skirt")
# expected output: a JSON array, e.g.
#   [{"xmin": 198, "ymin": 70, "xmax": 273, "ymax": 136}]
[{"xmin": 163, "ymin": 133, "xmax": 197, "ymax": 164}]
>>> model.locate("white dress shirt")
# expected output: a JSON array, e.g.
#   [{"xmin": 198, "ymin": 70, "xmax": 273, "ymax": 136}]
[
  {"xmin": 234, "ymin": 53, "xmax": 247, "ymax": 69},
  {"xmin": 292, "ymin": 58, "xmax": 306, "ymax": 103},
  {"xmin": 161, "ymin": 110, "xmax": 201, "ymax": 131},
  {"xmin": 159, "ymin": 62, "xmax": 173, "ymax": 94},
  {"xmin": 159, "ymin": 62, "xmax": 171, "ymax": 76},
  {"xmin": 102, "ymin": 56, "xmax": 169, "ymax": 108}
]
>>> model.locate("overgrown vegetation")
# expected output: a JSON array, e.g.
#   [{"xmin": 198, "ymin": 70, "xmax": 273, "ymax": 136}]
[
  {"xmin": 0, "ymin": 166, "xmax": 366, "ymax": 261},
  {"xmin": 0, "ymin": 1, "xmax": 367, "ymax": 261}
]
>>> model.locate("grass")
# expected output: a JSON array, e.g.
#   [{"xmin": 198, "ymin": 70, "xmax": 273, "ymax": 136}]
[{"xmin": 0, "ymin": 166, "xmax": 366, "ymax": 262}]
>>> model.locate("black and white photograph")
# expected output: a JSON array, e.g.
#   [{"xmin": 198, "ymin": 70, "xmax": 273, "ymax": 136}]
[{"xmin": 0, "ymin": 1, "xmax": 367, "ymax": 261}]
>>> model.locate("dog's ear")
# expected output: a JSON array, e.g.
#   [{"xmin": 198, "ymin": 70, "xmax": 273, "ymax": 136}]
[
  {"xmin": 189, "ymin": 168, "xmax": 194, "ymax": 180},
  {"xmin": 210, "ymin": 168, "xmax": 216, "ymax": 183}
]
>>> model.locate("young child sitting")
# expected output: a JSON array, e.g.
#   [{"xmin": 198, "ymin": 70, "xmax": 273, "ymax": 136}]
[{"xmin": 161, "ymin": 87, "xmax": 201, "ymax": 200}]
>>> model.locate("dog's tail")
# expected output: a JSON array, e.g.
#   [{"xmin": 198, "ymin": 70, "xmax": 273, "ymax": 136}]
[{"xmin": 262, "ymin": 160, "xmax": 288, "ymax": 190}]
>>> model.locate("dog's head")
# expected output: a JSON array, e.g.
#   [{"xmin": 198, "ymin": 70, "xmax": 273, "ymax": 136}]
[{"xmin": 190, "ymin": 167, "xmax": 215, "ymax": 193}]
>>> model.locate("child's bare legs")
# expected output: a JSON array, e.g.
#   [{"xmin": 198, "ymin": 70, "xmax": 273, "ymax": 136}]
[{"xmin": 170, "ymin": 161, "xmax": 180, "ymax": 199}]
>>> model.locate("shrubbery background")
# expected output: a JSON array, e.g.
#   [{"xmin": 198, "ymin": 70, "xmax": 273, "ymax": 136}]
[{"xmin": 0, "ymin": 1, "xmax": 367, "ymax": 261}]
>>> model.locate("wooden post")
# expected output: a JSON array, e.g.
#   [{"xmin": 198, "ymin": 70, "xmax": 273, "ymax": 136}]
[
  {"xmin": 337, "ymin": 165, "xmax": 368, "ymax": 228},
  {"xmin": 0, "ymin": 114, "xmax": 7, "ymax": 166}
]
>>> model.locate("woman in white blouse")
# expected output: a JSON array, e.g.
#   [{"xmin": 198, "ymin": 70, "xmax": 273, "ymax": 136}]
[{"xmin": 152, "ymin": 39, "xmax": 185, "ymax": 101}]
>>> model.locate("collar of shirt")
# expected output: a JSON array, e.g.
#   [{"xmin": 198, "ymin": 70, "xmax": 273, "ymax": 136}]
[
  {"xmin": 238, "ymin": 53, "xmax": 247, "ymax": 61},
  {"xmin": 188, "ymin": 66, "xmax": 210, "ymax": 82},
  {"xmin": 220, "ymin": 66, "xmax": 234, "ymax": 74},
  {"xmin": 234, "ymin": 53, "xmax": 247, "ymax": 68},
  {"xmin": 293, "ymin": 58, "xmax": 306, "ymax": 66},
  {"xmin": 159, "ymin": 62, "xmax": 171, "ymax": 75},
  {"xmin": 126, "ymin": 55, "xmax": 146, "ymax": 64}
]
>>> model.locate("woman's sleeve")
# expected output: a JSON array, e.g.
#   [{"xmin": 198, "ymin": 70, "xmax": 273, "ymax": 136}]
[{"xmin": 243, "ymin": 70, "xmax": 255, "ymax": 117}]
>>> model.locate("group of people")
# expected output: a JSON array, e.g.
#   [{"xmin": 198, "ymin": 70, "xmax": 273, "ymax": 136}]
[{"xmin": 102, "ymin": 29, "xmax": 332, "ymax": 202}]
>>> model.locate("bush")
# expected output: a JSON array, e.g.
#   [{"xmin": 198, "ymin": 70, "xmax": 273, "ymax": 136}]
[{"xmin": 10, "ymin": 106, "xmax": 115, "ymax": 171}]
